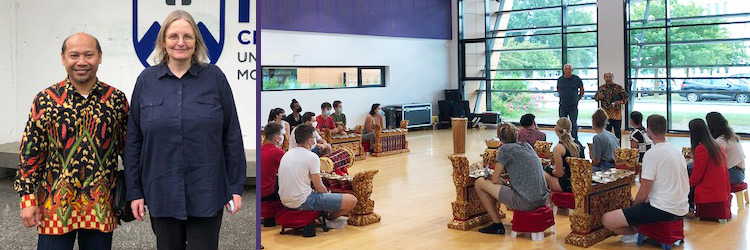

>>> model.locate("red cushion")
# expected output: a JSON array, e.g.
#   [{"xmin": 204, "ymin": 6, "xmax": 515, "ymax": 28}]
[
  {"xmin": 731, "ymin": 182, "xmax": 748, "ymax": 193},
  {"xmin": 551, "ymin": 192, "xmax": 575, "ymax": 209},
  {"xmin": 261, "ymin": 200, "xmax": 283, "ymax": 218},
  {"xmin": 362, "ymin": 141, "xmax": 370, "ymax": 153},
  {"xmin": 275, "ymin": 208, "xmax": 320, "ymax": 228},
  {"xmin": 696, "ymin": 200, "xmax": 731, "ymax": 220},
  {"xmin": 511, "ymin": 206, "xmax": 555, "ymax": 232},
  {"xmin": 637, "ymin": 220, "xmax": 684, "ymax": 245}
]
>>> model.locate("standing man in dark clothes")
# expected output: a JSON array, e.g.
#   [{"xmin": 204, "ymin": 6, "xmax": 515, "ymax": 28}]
[{"xmin": 557, "ymin": 64, "xmax": 585, "ymax": 139}]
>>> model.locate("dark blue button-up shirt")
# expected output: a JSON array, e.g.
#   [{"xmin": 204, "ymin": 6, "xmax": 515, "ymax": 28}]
[
  {"xmin": 124, "ymin": 63, "xmax": 246, "ymax": 219},
  {"xmin": 557, "ymin": 75, "xmax": 584, "ymax": 107}
]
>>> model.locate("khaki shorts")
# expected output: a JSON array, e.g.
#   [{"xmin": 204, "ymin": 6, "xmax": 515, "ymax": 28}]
[{"xmin": 497, "ymin": 185, "xmax": 546, "ymax": 211}]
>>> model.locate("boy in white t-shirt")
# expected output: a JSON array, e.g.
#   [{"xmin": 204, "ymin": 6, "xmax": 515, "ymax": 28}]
[
  {"xmin": 602, "ymin": 115, "xmax": 689, "ymax": 243},
  {"xmin": 278, "ymin": 124, "xmax": 357, "ymax": 227}
]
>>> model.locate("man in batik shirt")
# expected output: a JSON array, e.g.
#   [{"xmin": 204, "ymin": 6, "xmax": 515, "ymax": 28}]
[
  {"xmin": 15, "ymin": 33, "xmax": 128, "ymax": 249},
  {"xmin": 594, "ymin": 72, "xmax": 628, "ymax": 144}
]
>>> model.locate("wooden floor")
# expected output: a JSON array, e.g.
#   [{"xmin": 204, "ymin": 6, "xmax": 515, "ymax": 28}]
[{"xmin": 261, "ymin": 127, "xmax": 750, "ymax": 250}]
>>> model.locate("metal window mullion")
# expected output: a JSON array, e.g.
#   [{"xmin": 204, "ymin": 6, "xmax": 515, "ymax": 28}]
[
  {"xmin": 625, "ymin": 0, "xmax": 631, "ymax": 130},
  {"xmin": 497, "ymin": 2, "xmax": 595, "ymax": 15},
  {"xmin": 485, "ymin": 0, "xmax": 492, "ymax": 111},
  {"xmin": 561, "ymin": 0, "xmax": 568, "ymax": 65},
  {"xmin": 665, "ymin": 0, "xmax": 672, "ymax": 131},
  {"xmin": 483, "ymin": 0, "xmax": 507, "ymax": 112}
]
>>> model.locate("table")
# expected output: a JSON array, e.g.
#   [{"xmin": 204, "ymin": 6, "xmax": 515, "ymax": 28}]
[
  {"xmin": 371, "ymin": 121, "xmax": 410, "ymax": 157},
  {"xmin": 447, "ymin": 155, "xmax": 506, "ymax": 230},
  {"xmin": 321, "ymin": 170, "xmax": 381, "ymax": 226},
  {"xmin": 565, "ymin": 157, "xmax": 635, "ymax": 248}
]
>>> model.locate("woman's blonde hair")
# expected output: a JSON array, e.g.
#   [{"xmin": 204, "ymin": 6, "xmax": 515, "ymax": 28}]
[
  {"xmin": 154, "ymin": 10, "xmax": 209, "ymax": 65},
  {"xmin": 497, "ymin": 122, "xmax": 518, "ymax": 143},
  {"xmin": 555, "ymin": 117, "xmax": 579, "ymax": 156}
]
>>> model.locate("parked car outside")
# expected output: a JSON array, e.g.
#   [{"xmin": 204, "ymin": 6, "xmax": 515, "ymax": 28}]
[{"xmin": 679, "ymin": 78, "xmax": 750, "ymax": 103}]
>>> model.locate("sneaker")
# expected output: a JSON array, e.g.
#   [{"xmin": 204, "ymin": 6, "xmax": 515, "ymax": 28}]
[
  {"xmin": 325, "ymin": 217, "xmax": 348, "ymax": 229},
  {"xmin": 478, "ymin": 223, "xmax": 505, "ymax": 235},
  {"xmin": 621, "ymin": 233, "xmax": 639, "ymax": 243}
]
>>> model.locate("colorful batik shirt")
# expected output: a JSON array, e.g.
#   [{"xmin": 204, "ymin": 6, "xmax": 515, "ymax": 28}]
[
  {"xmin": 14, "ymin": 79, "xmax": 128, "ymax": 235},
  {"xmin": 595, "ymin": 83, "xmax": 628, "ymax": 120}
]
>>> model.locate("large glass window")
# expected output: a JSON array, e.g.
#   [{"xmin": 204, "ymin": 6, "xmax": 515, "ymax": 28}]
[
  {"xmin": 627, "ymin": 0, "xmax": 750, "ymax": 133},
  {"xmin": 489, "ymin": 0, "xmax": 598, "ymax": 125},
  {"xmin": 261, "ymin": 66, "xmax": 386, "ymax": 91}
]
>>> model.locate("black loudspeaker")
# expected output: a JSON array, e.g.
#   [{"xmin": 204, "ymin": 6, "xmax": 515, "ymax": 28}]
[
  {"xmin": 383, "ymin": 106, "xmax": 399, "ymax": 129},
  {"xmin": 445, "ymin": 89, "xmax": 461, "ymax": 101},
  {"xmin": 438, "ymin": 100, "xmax": 470, "ymax": 121},
  {"xmin": 453, "ymin": 101, "xmax": 469, "ymax": 117},
  {"xmin": 438, "ymin": 100, "xmax": 452, "ymax": 121}
]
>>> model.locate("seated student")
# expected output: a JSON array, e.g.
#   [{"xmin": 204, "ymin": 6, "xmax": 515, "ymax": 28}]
[
  {"xmin": 591, "ymin": 109, "xmax": 618, "ymax": 172},
  {"xmin": 706, "ymin": 112, "xmax": 746, "ymax": 185},
  {"xmin": 602, "ymin": 115, "xmax": 689, "ymax": 243},
  {"xmin": 316, "ymin": 102, "xmax": 344, "ymax": 134},
  {"xmin": 261, "ymin": 123, "xmax": 285, "ymax": 202},
  {"xmin": 688, "ymin": 118, "xmax": 730, "ymax": 210},
  {"xmin": 629, "ymin": 111, "xmax": 652, "ymax": 163},
  {"xmin": 363, "ymin": 104, "xmax": 385, "ymax": 151},
  {"xmin": 475, "ymin": 123, "xmax": 549, "ymax": 234},
  {"xmin": 517, "ymin": 113, "xmax": 546, "ymax": 146},
  {"xmin": 278, "ymin": 125, "xmax": 358, "ymax": 228},
  {"xmin": 268, "ymin": 108, "xmax": 291, "ymax": 141},
  {"xmin": 285, "ymin": 99, "xmax": 304, "ymax": 128},
  {"xmin": 543, "ymin": 117, "xmax": 579, "ymax": 193},
  {"xmin": 331, "ymin": 100, "xmax": 347, "ymax": 127},
  {"xmin": 290, "ymin": 112, "xmax": 332, "ymax": 156}
]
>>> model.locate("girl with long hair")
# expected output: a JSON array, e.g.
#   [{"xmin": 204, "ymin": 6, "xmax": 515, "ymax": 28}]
[
  {"xmin": 544, "ymin": 117, "xmax": 581, "ymax": 193},
  {"xmin": 706, "ymin": 112, "xmax": 745, "ymax": 184},
  {"xmin": 688, "ymin": 118, "xmax": 730, "ymax": 211},
  {"xmin": 362, "ymin": 103, "xmax": 384, "ymax": 151}
]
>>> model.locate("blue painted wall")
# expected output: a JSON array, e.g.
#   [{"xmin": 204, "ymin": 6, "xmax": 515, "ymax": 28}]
[{"xmin": 260, "ymin": 0, "xmax": 452, "ymax": 40}]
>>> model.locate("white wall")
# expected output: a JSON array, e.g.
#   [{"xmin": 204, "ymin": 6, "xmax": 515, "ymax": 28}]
[
  {"xmin": 261, "ymin": 30, "xmax": 452, "ymax": 129},
  {"xmin": 0, "ymin": 0, "xmax": 257, "ymax": 149},
  {"xmin": 0, "ymin": 0, "xmax": 17, "ymax": 143},
  {"xmin": 597, "ymin": 1, "xmax": 627, "ymax": 129},
  {"xmin": 598, "ymin": 1, "xmax": 626, "ymax": 87}
]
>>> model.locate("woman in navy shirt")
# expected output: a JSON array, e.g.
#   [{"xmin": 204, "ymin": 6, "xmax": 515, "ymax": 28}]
[{"xmin": 124, "ymin": 10, "xmax": 246, "ymax": 250}]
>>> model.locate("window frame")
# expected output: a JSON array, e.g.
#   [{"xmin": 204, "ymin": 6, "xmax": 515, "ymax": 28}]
[
  {"xmin": 477, "ymin": 0, "xmax": 600, "ymax": 125},
  {"xmin": 260, "ymin": 65, "xmax": 387, "ymax": 91},
  {"xmin": 625, "ymin": 0, "xmax": 750, "ymax": 134}
]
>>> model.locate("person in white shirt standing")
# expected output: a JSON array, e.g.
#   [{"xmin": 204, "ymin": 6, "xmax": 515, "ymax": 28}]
[
  {"xmin": 602, "ymin": 115, "xmax": 689, "ymax": 243},
  {"xmin": 706, "ymin": 112, "xmax": 746, "ymax": 184},
  {"xmin": 278, "ymin": 124, "xmax": 357, "ymax": 228}
]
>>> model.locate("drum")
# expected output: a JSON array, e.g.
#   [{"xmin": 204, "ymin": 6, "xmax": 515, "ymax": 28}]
[
  {"xmin": 320, "ymin": 148, "xmax": 356, "ymax": 175},
  {"xmin": 452, "ymin": 118, "xmax": 468, "ymax": 154}
]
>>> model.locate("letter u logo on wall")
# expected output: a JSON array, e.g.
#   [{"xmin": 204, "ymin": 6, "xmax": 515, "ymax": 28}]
[{"xmin": 132, "ymin": 0, "xmax": 225, "ymax": 68}]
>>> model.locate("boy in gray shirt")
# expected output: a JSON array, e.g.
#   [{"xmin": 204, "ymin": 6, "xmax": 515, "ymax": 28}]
[
  {"xmin": 474, "ymin": 123, "xmax": 549, "ymax": 235},
  {"xmin": 591, "ymin": 109, "xmax": 618, "ymax": 172}
]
